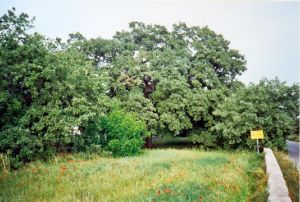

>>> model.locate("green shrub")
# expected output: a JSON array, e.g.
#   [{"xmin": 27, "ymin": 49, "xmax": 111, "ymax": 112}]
[
  {"xmin": 0, "ymin": 127, "xmax": 54, "ymax": 168},
  {"xmin": 100, "ymin": 111, "xmax": 146, "ymax": 157}
]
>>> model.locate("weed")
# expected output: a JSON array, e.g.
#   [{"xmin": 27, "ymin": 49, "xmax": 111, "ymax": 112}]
[
  {"xmin": 274, "ymin": 151, "xmax": 299, "ymax": 202},
  {"xmin": 0, "ymin": 153, "xmax": 10, "ymax": 175}
]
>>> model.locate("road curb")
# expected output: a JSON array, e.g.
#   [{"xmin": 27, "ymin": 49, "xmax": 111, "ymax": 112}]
[{"xmin": 264, "ymin": 148, "xmax": 291, "ymax": 202}]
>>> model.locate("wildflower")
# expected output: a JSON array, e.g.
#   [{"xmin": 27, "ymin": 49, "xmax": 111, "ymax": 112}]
[
  {"xmin": 163, "ymin": 188, "xmax": 172, "ymax": 194},
  {"xmin": 31, "ymin": 168, "xmax": 37, "ymax": 174},
  {"xmin": 60, "ymin": 165, "xmax": 68, "ymax": 176},
  {"xmin": 156, "ymin": 189, "xmax": 160, "ymax": 196}
]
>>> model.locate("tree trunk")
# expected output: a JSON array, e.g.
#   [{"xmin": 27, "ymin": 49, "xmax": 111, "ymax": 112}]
[
  {"xmin": 143, "ymin": 75, "xmax": 154, "ymax": 98},
  {"xmin": 142, "ymin": 75, "xmax": 155, "ymax": 147},
  {"xmin": 144, "ymin": 136, "xmax": 153, "ymax": 148}
]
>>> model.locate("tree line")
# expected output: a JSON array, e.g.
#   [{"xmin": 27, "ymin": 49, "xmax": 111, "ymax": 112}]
[{"xmin": 0, "ymin": 8, "xmax": 298, "ymax": 168}]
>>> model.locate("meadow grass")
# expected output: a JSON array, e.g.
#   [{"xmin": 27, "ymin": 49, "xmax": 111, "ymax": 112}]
[{"xmin": 0, "ymin": 149, "xmax": 267, "ymax": 202}]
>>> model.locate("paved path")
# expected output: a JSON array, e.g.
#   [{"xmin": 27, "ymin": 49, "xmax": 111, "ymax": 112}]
[{"xmin": 287, "ymin": 140, "xmax": 299, "ymax": 169}]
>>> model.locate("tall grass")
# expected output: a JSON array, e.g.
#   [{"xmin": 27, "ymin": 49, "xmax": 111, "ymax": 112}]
[
  {"xmin": 0, "ymin": 149, "xmax": 267, "ymax": 202},
  {"xmin": 0, "ymin": 154, "xmax": 10, "ymax": 176},
  {"xmin": 274, "ymin": 151, "xmax": 299, "ymax": 202}
]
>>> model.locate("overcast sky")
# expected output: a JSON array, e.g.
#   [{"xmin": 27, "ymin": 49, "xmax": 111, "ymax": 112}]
[{"xmin": 0, "ymin": 0, "xmax": 299, "ymax": 85}]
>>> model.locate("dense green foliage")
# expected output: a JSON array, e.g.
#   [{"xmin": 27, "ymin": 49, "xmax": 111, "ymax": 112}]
[
  {"xmin": 0, "ymin": 8, "xmax": 298, "ymax": 167},
  {"xmin": 0, "ymin": 8, "xmax": 110, "ymax": 167},
  {"xmin": 213, "ymin": 79, "xmax": 299, "ymax": 150},
  {"xmin": 100, "ymin": 111, "xmax": 146, "ymax": 156}
]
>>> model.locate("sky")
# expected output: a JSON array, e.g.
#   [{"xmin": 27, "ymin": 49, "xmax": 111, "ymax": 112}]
[{"xmin": 0, "ymin": 0, "xmax": 299, "ymax": 85}]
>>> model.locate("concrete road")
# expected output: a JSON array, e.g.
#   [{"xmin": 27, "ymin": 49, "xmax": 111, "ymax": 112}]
[{"xmin": 286, "ymin": 140, "xmax": 299, "ymax": 169}]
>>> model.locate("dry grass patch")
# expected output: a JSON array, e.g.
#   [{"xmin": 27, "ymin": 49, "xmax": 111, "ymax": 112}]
[{"xmin": 274, "ymin": 151, "xmax": 299, "ymax": 202}]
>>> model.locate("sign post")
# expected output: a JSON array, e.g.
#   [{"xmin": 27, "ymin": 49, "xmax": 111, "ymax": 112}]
[{"xmin": 251, "ymin": 130, "xmax": 264, "ymax": 153}]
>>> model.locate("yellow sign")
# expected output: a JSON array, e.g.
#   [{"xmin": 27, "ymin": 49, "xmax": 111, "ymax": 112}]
[{"xmin": 251, "ymin": 130, "xmax": 264, "ymax": 139}]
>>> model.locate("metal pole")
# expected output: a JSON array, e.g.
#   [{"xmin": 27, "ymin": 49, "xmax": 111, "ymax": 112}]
[{"xmin": 257, "ymin": 139, "xmax": 259, "ymax": 153}]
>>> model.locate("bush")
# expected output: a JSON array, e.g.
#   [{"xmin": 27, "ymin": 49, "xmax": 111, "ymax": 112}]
[
  {"xmin": 0, "ymin": 127, "xmax": 54, "ymax": 169},
  {"xmin": 100, "ymin": 111, "xmax": 146, "ymax": 157}
]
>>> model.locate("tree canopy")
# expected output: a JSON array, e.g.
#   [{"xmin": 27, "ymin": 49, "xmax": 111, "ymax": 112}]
[
  {"xmin": 71, "ymin": 21, "xmax": 247, "ymax": 137},
  {"xmin": 0, "ymin": 8, "xmax": 298, "ymax": 167}
]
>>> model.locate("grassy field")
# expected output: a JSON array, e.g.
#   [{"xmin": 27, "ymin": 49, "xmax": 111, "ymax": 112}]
[{"xmin": 0, "ymin": 149, "xmax": 267, "ymax": 202}]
